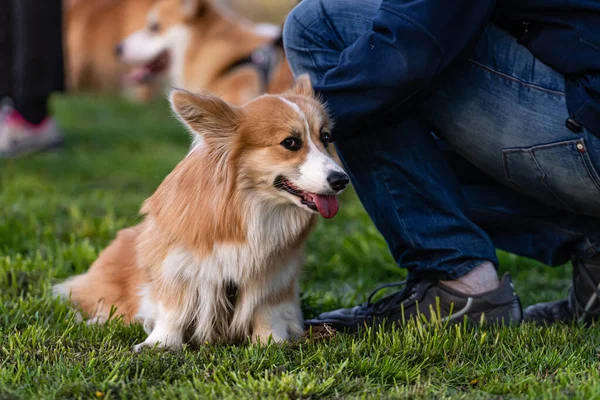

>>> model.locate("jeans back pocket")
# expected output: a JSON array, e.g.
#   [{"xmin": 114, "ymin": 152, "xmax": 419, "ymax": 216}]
[{"xmin": 503, "ymin": 138, "xmax": 600, "ymax": 216}]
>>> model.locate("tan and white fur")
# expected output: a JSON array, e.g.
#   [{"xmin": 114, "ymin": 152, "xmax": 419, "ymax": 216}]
[
  {"xmin": 66, "ymin": 0, "xmax": 160, "ymax": 100},
  {"xmin": 116, "ymin": 0, "xmax": 294, "ymax": 105},
  {"xmin": 54, "ymin": 76, "xmax": 348, "ymax": 350}
]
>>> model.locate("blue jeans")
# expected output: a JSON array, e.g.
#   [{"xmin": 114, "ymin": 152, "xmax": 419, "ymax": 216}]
[{"xmin": 284, "ymin": 0, "xmax": 600, "ymax": 280}]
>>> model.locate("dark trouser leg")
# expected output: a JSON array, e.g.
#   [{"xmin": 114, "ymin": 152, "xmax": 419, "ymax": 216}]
[
  {"xmin": 11, "ymin": 0, "xmax": 64, "ymax": 124},
  {"xmin": 0, "ymin": 0, "xmax": 12, "ymax": 100},
  {"xmin": 285, "ymin": 0, "xmax": 497, "ymax": 280},
  {"xmin": 334, "ymin": 117, "xmax": 498, "ymax": 281}
]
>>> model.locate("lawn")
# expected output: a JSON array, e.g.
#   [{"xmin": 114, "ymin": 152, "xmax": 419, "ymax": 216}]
[{"xmin": 1, "ymin": 94, "xmax": 599, "ymax": 399}]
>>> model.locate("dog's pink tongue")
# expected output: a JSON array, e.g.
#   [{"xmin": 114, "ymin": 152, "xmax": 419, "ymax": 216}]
[
  {"xmin": 312, "ymin": 194, "xmax": 339, "ymax": 219},
  {"xmin": 124, "ymin": 66, "xmax": 150, "ymax": 84}
]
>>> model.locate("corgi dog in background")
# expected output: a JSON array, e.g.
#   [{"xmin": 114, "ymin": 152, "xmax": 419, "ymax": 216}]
[
  {"xmin": 66, "ymin": 0, "xmax": 160, "ymax": 99},
  {"xmin": 115, "ymin": 0, "xmax": 294, "ymax": 105},
  {"xmin": 54, "ymin": 75, "xmax": 349, "ymax": 350}
]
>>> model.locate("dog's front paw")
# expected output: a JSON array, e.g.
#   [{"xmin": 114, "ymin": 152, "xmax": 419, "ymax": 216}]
[
  {"xmin": 132, "ymin": 341, "xmax": 154, "ymax": 353},
  {"xmin": 253, "ymin": 302, "xmax": 304, "ymax": 344},
  {"xmin": 287, "ymin": 319, "xmax": 304, "ymax": 339},
  {"xmin": 253, "ymin": 317, "xmax": 304, "ymax": 344},
  {"xmin": 132, "ymin": 339, "xmax": 182, "ymax": 352},
  {"xmin": 132, "ymin": 341, "xmax": 164, "ymax": 353},
  {"xmin": 132, "ymin": 331, "xmax": 183, "ymax": 352},
  {"xmin": 86, "ymin": 315, "xmax": 107, "ymax": 325}
]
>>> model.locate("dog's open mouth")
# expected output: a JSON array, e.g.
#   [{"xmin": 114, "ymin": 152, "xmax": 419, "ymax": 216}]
[
  {"xmin": 125, "ymin": 50, "xmax": 170, "ymax": 84},
  {"xmin": 274, "ymin": 176, "xmax": 339, "ymax": 219}
]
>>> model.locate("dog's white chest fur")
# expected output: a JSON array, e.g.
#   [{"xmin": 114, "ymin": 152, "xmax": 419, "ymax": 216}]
[{"xmin": 134, "ymin": 202, "xmax": 311, "ymax": 350}]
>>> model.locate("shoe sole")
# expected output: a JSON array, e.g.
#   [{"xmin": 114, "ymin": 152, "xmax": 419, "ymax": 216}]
[{"xmin": 306, "ymin": 301, "xmax": 523, "ymax": 333}]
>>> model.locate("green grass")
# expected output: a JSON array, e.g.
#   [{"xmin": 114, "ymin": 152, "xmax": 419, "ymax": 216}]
[{"xmin": 1, "ymin": 94, "xmax": 598, "ymax": 399}]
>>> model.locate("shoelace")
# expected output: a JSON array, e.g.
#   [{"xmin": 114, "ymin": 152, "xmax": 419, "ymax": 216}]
[{"xmin": 365, "ymin": 280, "xmax": 415, "ymax": 313}]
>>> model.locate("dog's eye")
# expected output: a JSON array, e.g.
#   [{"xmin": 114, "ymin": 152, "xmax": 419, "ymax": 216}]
[
  {"xmin": 281, "ymin": 137, "xmax": 302, "ymax": 151},
  {"xmin": 320, "ymin": 130, "xmax": 331, "ymax": 146},
  {"xmin": 149, "ymin": 21, "xmax": 160, "ymax": 33}
]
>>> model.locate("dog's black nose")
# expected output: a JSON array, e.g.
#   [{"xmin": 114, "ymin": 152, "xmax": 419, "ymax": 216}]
[
  {"xmin": 327, "ymin": 172, "xmax": 349, "ymax": 191},
  {"xmin": 114, "ymin": 44, "xmax": 124, "ymax": 57}
]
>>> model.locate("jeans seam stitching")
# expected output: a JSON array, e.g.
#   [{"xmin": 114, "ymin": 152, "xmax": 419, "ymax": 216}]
[
  {"xmin": 529, "ymin": 148, "xmax": 575, "ymax": 212},
  {"xmin": 289, "ymin": 15, "xmax": 329, "ymax": 80},
  {"xmin": 297, "ymin": 11, "xmax": 373, "ymax": 80},
  {"xmin": 576, "ymin": 139, "xmax": 600, "ymax": 193},
  {"xmin": 318, "ymin": 1, "xmax": 347, "ymax": 55},
  {"xmin": 503, "ymin": 145, "xmax": 575, "ymax": 212},
  {"xmin": 468, "ymin": 59, "xmax": 566, "ymax": 97},
  {"xmin": 530, "ymin": 141, "xmax": 600, "ymax": 213}
]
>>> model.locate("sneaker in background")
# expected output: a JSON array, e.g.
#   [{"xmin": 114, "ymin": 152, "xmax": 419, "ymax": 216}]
[{"xmin": 0, "ymin": 107, "xmax": 64, "ymax": 159}]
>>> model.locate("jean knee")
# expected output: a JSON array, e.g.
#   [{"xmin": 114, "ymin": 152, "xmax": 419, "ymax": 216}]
[
  {"xmin": 285, "ymin": 0, "xmax": 338, "ymax": 80},
  {"xmin": 283, "ymin": 0, "xmax": 320, "ymax": 52}
]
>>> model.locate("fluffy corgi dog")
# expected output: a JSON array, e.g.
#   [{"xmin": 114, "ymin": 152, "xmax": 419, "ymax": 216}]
[
  {"xmin": 54, "ymin": 76, "xmax": 349, "ymax": 350},
  {"xmin": 116, "ymin": 0, "xmax": 294, "ymax": 105}
]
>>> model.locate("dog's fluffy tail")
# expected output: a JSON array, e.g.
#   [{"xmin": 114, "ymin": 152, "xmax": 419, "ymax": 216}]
[{"xmin": 53, "ymin": 225, "xmax": 145, "ymax": 324}]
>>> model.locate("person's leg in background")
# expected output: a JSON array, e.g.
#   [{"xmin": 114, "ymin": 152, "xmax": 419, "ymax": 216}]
[
  {"xmin": 284, "ymin": 0, "xmax": 521, "ymax": 332},
  {"xmin": 0, "ymin": 0, "xmax": 65, "ymax": 158},
  {"xmin": 12, "ymin": 0, "xmax": 65, "ymax": 124},
  {"xmin": 0, "ymin": 0, "xmax": 13, "ymax": 109}
]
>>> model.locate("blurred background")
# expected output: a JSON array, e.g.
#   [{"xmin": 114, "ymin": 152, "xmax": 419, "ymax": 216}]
[
  {"xmin": 0, "ymin": 0, "xmax": 299, "ymax": 159},
  {"xmin": 220, "ymin": 0, "xmax": 296, "ymax": 22}
]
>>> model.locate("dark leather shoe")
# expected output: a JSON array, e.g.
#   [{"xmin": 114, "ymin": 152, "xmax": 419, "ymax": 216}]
[
  {"xmin": 525, "ymin": 255, "xmax": 600, "ymax": 325},
  {"xmin": 306, "ymin": 273, "xmax": 523, "ymax": 332}
]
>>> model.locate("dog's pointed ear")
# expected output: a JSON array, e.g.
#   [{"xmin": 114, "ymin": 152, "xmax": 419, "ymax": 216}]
[
  {"xmin": 181, "ymin": 0, "xmax": 206, "ymax": 19},
  {"xmin": 170, "ymin": 89, "xmax": 239, "ymax": 143},
  {"xmin": 290, "ymin": 74, "xmax": 314, "ymax": 97}
]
